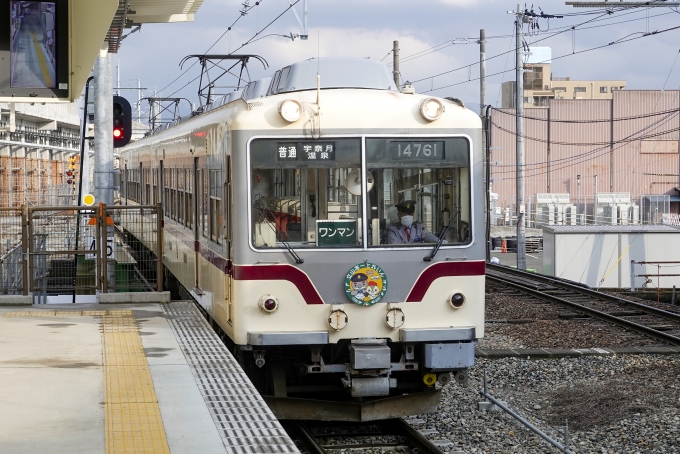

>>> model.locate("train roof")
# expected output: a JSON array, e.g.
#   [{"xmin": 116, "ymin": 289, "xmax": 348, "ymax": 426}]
[{"xmin": 268, "ymin": 57, "xmax": 396, "ymax": 95}]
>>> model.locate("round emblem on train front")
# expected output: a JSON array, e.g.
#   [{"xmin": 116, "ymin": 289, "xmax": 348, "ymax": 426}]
[{"xmin": 344, "ymin": 262, "xmax": 388, "ymax": 306}]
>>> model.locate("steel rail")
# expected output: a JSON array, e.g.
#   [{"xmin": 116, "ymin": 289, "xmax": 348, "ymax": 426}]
[
  {"xmin": 487, "ymin": 264, "xmax": 680, "ymax": 322},
  {"xmin": 281, "ymin": 419, "xmax": 445, "ymax": 454},
  {"xmin": 487, "ymin": 275, "xmax": 680, "ymax": 346},
  {"xmin": 387, "ymin": 418, "xmax": 445, "ymax": 454}
]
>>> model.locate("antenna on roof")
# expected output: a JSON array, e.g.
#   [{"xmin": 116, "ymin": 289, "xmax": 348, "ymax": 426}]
[{"xmin": 314, "ymin": 31, "xmax": 321, "ymax": 138}]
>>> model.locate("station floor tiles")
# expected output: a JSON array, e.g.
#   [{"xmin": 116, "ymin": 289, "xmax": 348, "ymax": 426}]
[{"xmin": 0, "ymin": 302, "xmax": 298, "ymax": 454}]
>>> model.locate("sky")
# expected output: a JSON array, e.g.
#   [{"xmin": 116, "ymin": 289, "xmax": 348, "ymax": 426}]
[{"xmin": 115, "ymin": 0, "xmax": 680, "ymax": 119}]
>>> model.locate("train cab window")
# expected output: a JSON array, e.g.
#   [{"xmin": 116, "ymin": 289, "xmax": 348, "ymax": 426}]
[
  {"xmin": 366, "ymin": 137, "xmax": 471, "ymax": 247},
  {"xmin": 250, "ymin": 138, "xmax": 363, "ymax": 248}
]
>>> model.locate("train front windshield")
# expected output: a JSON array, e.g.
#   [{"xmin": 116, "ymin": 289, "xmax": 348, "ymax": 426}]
[{"xmin": 249, "ymin": 137, "xmax": 471, "ymax": 249}]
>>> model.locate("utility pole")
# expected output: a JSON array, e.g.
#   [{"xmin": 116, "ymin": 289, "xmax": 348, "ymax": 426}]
[
  {"xmin": 577, "ymin": 174, "xmax": 581, "ymax": 224},
  {"xmin": 479, "ymin": 29, "xmax": 486, "ymax": 116},
  {"xmin": 393, "ymin": 40, "xmax": 400, "ymax": 89},
  {"xmin": 480, "ymin": 29, "xmax": 489, "ymax": 261},
  {"xmin": 137, "ymin": 78, "xmax": 142, "ymax": 124},
  {"xmin": 514, "ymin": 4, "xmax": 526, "ymax": 270}
]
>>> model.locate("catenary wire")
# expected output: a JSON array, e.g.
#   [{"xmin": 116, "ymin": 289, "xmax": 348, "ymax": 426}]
[
  {"xmin": 489, "ymin": 47, "xmax": 680, "ymax": 176},
  {"xmin": 167, "ymin": 1, "xmax": 300, "ymax": 98},
  {"xmin": 411, "ymin": 6, "xmax": 648, "ymax": 84},
  {"xmin": 395, "ymin": 8, "xmax": 673, "ymax": 68},
  {"xmin": 492, "ymin": 106, "xmax": 680, "ymax": 123},
  {"xmin": 157, "ymin": 1, "xmax": 266, "ymax": 95},
  {"xmin": 423, "ymin": 24, "xmax": 680, "ymax": 92}
]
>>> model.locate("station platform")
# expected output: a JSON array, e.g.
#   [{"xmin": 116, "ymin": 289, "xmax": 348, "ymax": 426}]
[{"xmin": 0, "ymin": 301, "xmax": 298, "ymax": 454}]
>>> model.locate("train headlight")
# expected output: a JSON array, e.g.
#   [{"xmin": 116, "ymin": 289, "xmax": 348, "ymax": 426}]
[
  {"xmin": 258, "ymin": 294, "xmax": 279, "ymax": 314},
  {"xmin": 279, "ymin": 99, "xmax": 302, "ymax": 122},
  {"xmin": 419, "ymin": 98, "xmax": 444, "ymax": 121},
  {"xmin": 449, "ymin": 292, "xmax": 465, "ymax": 309}
]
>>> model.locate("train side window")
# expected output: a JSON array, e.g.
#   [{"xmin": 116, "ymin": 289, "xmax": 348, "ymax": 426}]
[
  {"xmin": 170, "ymin": 168, "xmax": 177, "ymax": 221},
  {"xmin": 249, "ymin": 138, "xmax": 363, "ymax": 249},
  {"xmin": 209, "ymin": 169, "xmax": 222, "ymax": 244},
  {"xmin": 164, "ymin": 168, "xmax": 171, "ymax": 218},
  {"xmin": 186, "ymin": 168, "xmax": 193, "ymax": 229},
  {"xmin": 201, "ymin": 170, "xmax": 209, "ymax": 238},
  {"xmin": 366, "ymin": 137, "xmax": 472, "ymax": 247},
  {"xmin": 145, "ymin": 169, "xmax": 151, "ymax": 205},
  {"xmin": 153, "ymin": 169, "xmax": 159, "ymax": 205},
  {"xmin": 178, "ymin": 169, "xmax": 185, "ymax": 224}
]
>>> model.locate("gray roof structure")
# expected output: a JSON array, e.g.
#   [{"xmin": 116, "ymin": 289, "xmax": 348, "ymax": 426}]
[{"xmin": 270, "ymin": 58, "xmax": 395, "ymax": 95}]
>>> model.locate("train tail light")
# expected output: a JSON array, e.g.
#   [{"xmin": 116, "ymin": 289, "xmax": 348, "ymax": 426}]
[
  {"xmin": 449, "ymin": 292, "xmax": 465, "ymax": 309},
  {"xmin": 258, "ymin": 295, "xmax": 279, "ymax": 314}
]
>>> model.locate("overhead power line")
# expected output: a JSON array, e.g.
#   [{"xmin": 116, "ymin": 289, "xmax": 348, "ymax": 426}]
[
  {"xmin": 167, "ymin": 1, "xmax": 301, "ymax": 98},
  {"xmin": 158, "ymin": 0, "xmax": 267, "ymax": 95},
  {"xmin": 411, "ymin": 7, "xmax": 620, "ymax": 84},
  {"xmin": 423, "ymin": 23, "xmax": 680, "ymax": 93},
  {"xmin": 492, "ymin": 106, "xmax": 680, "ymax": 123}
]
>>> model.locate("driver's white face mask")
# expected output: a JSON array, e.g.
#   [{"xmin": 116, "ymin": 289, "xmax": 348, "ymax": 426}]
[{"xmin": 400, "ymin": 215, "xmax": 414, "ymax": 228}]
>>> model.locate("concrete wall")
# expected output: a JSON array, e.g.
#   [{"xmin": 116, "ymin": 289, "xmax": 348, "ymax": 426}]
[{"xmin": 544, "ymin": 226, "xmax": 680, "ymax": 288}]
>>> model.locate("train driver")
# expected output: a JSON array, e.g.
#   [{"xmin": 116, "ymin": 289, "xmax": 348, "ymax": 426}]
[{"xmin": 386, "ymin": 200, "xmax": 441, "ymax": 244}]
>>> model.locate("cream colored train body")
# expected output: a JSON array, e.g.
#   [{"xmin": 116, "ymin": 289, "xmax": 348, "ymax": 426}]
[{"xmin": 120, "ymin": 58, "xmax": 485, "ymax": 420}]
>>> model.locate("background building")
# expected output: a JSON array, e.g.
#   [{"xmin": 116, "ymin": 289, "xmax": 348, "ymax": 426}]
[
  {"xmin": 0, "ymin": 102, "xmax": 81, "ymax": 207},
  {"xmin": 502, "ymin": 47, "xmax": 626, "ymax": 108},
  {"xmin": 490, "ymin": 90, "xmax": 680, "ymax": 224}
]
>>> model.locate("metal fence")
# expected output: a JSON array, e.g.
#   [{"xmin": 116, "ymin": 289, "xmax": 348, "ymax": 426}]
[
  {"xmin": 495, "ymin": 194, "xmax": 677, "ymax": 227},
  {"xmin": 0, "ymin": 204, "xmax": 162, "ymax": 303},
  {"xmin": 0, "ymin": 208, "xmax": 25, "ymax": 295},
  {"xmin": 103, "ymin": 204, "xmax": 163, "ymax": 294}
]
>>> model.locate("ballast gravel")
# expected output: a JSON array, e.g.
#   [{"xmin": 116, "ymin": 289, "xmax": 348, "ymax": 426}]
[
  {"xmin": 483, "ymin": 291, "xmax": 665, "ymax": 348},
  {"xmin": 410, "ymin": 353, "xmax": 680, "ymax": 454}
]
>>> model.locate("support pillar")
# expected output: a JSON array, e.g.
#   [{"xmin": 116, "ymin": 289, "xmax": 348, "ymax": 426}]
[{"xmin": 94, "ymin": 49, "xmax": 114, "ymax": 206}]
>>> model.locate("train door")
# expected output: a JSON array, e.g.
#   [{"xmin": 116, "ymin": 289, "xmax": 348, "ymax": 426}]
[
  {"xmin": 193, "ymin": 157, "xmax": 200, "ymax": 290},
  {"xmin": 225, "ymin": 156, "xmax": 233, "ymax": 323}
]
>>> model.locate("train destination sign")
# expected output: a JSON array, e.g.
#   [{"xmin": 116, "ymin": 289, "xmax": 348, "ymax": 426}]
[
  {"xmin": 389, "ymin": 141, "xmax": 445, "ymax": 161},
  {"xmin": 277, "ymin": 142, "xmax": 336, "ymax": 161}
]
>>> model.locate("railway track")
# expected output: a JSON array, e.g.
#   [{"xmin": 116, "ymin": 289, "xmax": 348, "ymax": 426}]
[
  {"xmin": 281, "ymin": 418, "xmax": 447, "ymax": 454},
  {"xmin": 486, "ymin": 264, "xmax": 680, "ymax": 346}
]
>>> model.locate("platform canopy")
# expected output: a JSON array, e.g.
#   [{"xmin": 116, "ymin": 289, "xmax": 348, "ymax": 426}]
[{"xmin": 106, "ymin": 0, "xmax": 206, "ymax": 54}]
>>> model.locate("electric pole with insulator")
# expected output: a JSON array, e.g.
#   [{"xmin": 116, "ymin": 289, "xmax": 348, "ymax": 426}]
[{"xmin": 514, "ymin": 4, "xmax": 526, "ymax": 270}]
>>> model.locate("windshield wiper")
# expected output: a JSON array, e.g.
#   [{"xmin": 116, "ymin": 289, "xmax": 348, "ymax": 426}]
[
  {"xmin": 423, "ymin": 207, "xmax": 460, "ymax": 262},
  {"xmin": 259, "ymin": 206, "xmax": 304, "ymax": 264}
]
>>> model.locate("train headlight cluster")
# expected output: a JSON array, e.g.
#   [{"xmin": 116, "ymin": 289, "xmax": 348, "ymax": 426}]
[
  {"xmin": 279, "ymin": 99, "xmax": 302, "ymax": 122},
  {"xmin": 419, "ymin": 98, "xmax": 444, "ymax": 121},
  {"xmin": 258, "ymin": 294, "xmax": 279, "ymax": 314},
  {"xmin": 449, "ymin": 292, "xmax": 465, "ymax": 309}
]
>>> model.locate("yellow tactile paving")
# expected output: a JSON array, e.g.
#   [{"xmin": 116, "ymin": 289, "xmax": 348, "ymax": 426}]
[
  {"xmin": 2, "ymin": 309, "xmax": 171, "ymax": 453},
  {"xmin": 103, "ymin": 312, "xmax": 170, "ymax": 454}
]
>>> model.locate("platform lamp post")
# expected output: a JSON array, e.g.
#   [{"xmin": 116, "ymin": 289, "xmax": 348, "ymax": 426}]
[{"xmin": 577, "ymin": 175, "xmax": 581, "ymax": 225}]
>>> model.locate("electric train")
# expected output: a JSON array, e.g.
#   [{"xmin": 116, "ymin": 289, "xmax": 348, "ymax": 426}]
[{"xmin": 119, "ymin": 57, "xmax": 485, "ymax": 421}]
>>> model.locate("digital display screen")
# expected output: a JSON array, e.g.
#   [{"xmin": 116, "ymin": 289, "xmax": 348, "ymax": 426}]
[
  {"xmin": 10, "ymin": 1, "xmax": 57, "ymax": 89},
  {"xmin": 389, "ymin": 141, "xmax": 445, "ymax": 161},
  {"xmin": 277, "ymin": 142, "xmax": 336, "ymax": 161}
]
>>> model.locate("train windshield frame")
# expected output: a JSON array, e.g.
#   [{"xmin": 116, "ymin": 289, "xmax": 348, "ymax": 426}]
[{"xmin": 248, "ymin": 135, "xmax": 472, "ymax": 251}]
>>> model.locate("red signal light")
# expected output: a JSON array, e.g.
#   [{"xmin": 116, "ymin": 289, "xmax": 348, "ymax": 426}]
[
  {"xmin": 66, "ymin": 171, "xmax": 73, "ymax": 177},
  {"xmin": 113, "ymin": 128, "xmax": 123, "ymax": 139}
]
